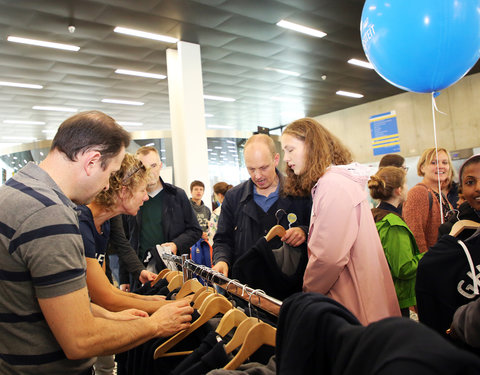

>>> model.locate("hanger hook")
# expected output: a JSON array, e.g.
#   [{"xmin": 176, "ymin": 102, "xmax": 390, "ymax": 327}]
[
  {"xmin": 275, "ymin": 209, "xmax": 287, "ymax": 225},
  {"xmin": 225, "ymin": 278, "xmax": 239, "ymax": 294},
  {"xmin": 249, "ymin": 289, "xmax": 265, "ymax": 320}
]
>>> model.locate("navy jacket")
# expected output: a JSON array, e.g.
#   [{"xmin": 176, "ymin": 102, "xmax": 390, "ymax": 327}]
[
  {"xmin": 121, "ymin": 178, "xmax": 202, "ymax": 283},
  {"xmin": 212, "ymin": 171, "xmax": 311, "ymax": 270}
]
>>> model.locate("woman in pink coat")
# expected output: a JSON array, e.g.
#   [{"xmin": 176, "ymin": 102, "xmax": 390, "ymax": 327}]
[{"xmin": 281, "ymin": 118, "xmax": 400, "ymax": 325}]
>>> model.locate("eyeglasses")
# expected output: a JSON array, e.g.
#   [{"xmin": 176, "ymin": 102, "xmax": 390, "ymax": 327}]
[
  {"xmin": 402, "ymin": 166, "xmax": 409, "ymax": 172},
  {"xmin": 122, "ymin": 163, "xmax": 146, "ymax": 185}
]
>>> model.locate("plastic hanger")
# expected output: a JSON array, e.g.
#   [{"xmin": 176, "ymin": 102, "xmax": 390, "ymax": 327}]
[
  {"xmin": 449, "ymin": 219, "xmax": 480, "ymax": 237},
  {"xmin": 176, "ymin": 278, "xmax": 204, "ymax": 299},
  {"xmin": 265, "ymin": 224, "xmax": 286, "ymax": 241},
  {"xmin": 215, "ymin": 308, "xmax": 248, "ymax": 337},
  {"xmin": 223, "ymin": 321, "xmax": 276, "ymax": 370},
  {"xmin": 154, "ymin": 294, "xmax": 233, "ymax": 358}
]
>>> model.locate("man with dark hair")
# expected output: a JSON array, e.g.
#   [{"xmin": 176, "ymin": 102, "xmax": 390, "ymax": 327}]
[
  {"xmin": 378, "ymin": 153, "xmax": 407, "ymax": 170},
  {"xmin": 121, "ymin": 146, "xmax": 202, "ymax": 290},
  {"xmin": 0, "ymin": 111, "xmax": 193, "ymax": 374},
  {"xmin": 190, "ymin": 180, "xmax": 211, "ymax": 241}
]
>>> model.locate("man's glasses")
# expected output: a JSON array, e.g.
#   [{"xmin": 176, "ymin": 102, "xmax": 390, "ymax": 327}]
[{"xmin": 122, "ymin": 163, "xmax": 146, "ymax": 185}]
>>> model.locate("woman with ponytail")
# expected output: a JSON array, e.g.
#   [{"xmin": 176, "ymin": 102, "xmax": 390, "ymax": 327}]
[{"xmin": 369, "ymin": 166, "xmax": 423, "ymax": 317}]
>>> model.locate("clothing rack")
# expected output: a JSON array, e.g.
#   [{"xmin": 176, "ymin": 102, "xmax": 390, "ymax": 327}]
[{"xmin": 161, "ymin": 253, "xmax": 283, "ymax": 316}]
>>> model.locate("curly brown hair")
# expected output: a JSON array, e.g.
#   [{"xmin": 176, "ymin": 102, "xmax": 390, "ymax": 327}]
[
  {"xmin": 94, "ymin": 153, "xmax": 149, "ymax": 209},
  {"xmin": 282, "ymin": 118, "xmax": 353, "ymax": 197}
]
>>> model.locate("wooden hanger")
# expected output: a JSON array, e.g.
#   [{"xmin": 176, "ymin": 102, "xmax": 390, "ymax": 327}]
[
  {"xmin": 176, "ymin": 278, "xmax": 204, "ymax": 299},
  {"xmin": 191, "ymin": 286, "xmax": 213, "ymax": 303},
  {"xmin": 165, "ymin": 270, "xmax": 182, "ymax": 282},
  {"xmin": 265, "ymin": 224, "xmax": 286, "ymax": 241},
  {"xmin": 167, "ymin": 273, "xmax": 184, "ymax": 292},
  {"xmin": 450, "ymin": 220, "xmax": 480, "ymax": 237},
  {"xmin": 150, "ymin": 268, "xmax": 171, "ymax": 287},
  {"xmin": 223, "ymin": 322, "xmax": 276, "ymax": 370},
  {"xmin": 192, "ymin": 289, "xmax": 215, "ymax": 309},
  {"xmin": 215, "ymin": 308, "xmax": 248, "ymax": 337},
  {"xmin": 223, "ymin": 317, "xmax": 258, "ymax": 354},
  {"xmin": 154, "ymin": 295, "xmax": 233, "ymax": 358}
]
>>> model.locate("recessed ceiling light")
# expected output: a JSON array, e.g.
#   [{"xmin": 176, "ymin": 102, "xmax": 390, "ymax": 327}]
[
  {"xmin": 0, "ymin": 81, "xmax": 43, "ymax": 89},
  {"xmin": 336, "ymin": 90, "xmax": 364, "ymax": 98},
  {"xmin": 32, "ymin": 106, "xmax": 78, "ymax": 112},
  {"xmin": 208, "ymin": 125, "xmax": 234, "ymax": 129},
  {"xmin": 115, "ymin": 69, "xmax": 166, "ymax": 80},
  {"xmin": 226, "ymin": 140, "xmax": 236, "ymax": 144},
  {"xmin": 3, "ymin": 120, "xmax": 46, "ymax": 125},
  {"xmin": 145, "ymin": 142, "xmax": 155, "ymax": 147},
  {"xmin": 348, "ymin": 59, "xmax": 374, "ymax": 69},
  {"xmin": 117, "ymin": 121, "xmax": 144, "ymax": 126},
  {"xmin": 7, "ymin": 36, "xmax": 80, "ymax": 51},
  {"xmin": 101, "ymin": 99, "xmax": 144, "ymax": 106},
  {"xmin": 114, "ymin": 27, "xmax": 178, "ymax": 43},
  {"xmin": 272, "ymin": 96, "xmax": 302, "ymax": 103},
  {"xmin": 276, "ymin": 20, "xmax": 327, "ymax": 38},
  {"xmin": 204, "ymin": 95, "xmax": 236, "ymax": 102},
  {"xmin": 264, "ymin": 67, "xmax": 300, "ymax": 77}
]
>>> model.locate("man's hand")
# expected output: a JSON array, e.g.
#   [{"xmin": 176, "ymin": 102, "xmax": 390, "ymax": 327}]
[
  {"xmin": 120, "ymin": 283, "xmax": 130, "ymax": 292},
  {"xmin": 161, "ymin": 242, "xmax": 178, "ymax": 255},
  {"xmin": 212, "ymin": 261, "xmax": 229, "ymax": 276},
  {"xmin": 150, "ymin": 300, "xmax": 193, "ymax": 337},
  {"xmin": 201, "ymin": 232, "xmax": 209, "ymax": 241},
  {"xmin": 282, "ymin": 227, "xmax": 307, "ymax": 247},
  {"xmin": 112, "ymin": 308, "xmax": 149, "ymax": 321},
  {"xmin": 139, "ymin": 270, "xmax": 157, "ymax": 284}
]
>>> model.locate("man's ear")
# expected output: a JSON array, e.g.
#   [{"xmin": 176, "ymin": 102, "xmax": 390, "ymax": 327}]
[
  {"xmin": 83, "ymin": 150, "xmax": 102, "ymax": 176},
  {"xmin": 273, "ymin": 153, "xmax": 280, "ymax": 167}
]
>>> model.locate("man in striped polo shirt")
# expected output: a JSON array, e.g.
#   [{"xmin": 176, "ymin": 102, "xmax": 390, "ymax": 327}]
[{"xmin": 0, "ymin": 111, "xmax": 193, "ymax": 375}]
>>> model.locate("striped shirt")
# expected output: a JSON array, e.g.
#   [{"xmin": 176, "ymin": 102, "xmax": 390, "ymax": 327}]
[{"xmin": 0, "ymin": 162, "xmax": 94, "ymax": 374}]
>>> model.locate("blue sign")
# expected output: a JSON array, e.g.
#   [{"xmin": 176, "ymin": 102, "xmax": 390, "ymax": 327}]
[{"xmin": 370, "ymin": 111, "xmax": 400, "ymax": 156}]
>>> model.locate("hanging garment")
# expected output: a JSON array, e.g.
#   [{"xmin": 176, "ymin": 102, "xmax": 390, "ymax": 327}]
[
  {"xmin": 276, "ymin": 292, "xmax": 480, "ymax": 375},
  {"xmin": 231, "ymin": 236, "xmax": 307, "ymax": 300},
  {"xmin": 416, "ymin": 234, "xmax": 480, "ymax": 338}
]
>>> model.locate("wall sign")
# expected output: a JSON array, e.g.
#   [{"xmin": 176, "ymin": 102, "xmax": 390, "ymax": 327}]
[{"xmin": 370, "ymin": 111, "xmax": 400, "ymax": 156}]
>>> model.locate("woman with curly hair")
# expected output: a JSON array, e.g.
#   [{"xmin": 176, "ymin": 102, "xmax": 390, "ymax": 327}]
[
  {"xmin": 78, "ymin": 154, "xmax": 175, "ymax": 314},
  {"xmin": 281, "ymin": 117, "xmax": 400, "ymax": 325}
]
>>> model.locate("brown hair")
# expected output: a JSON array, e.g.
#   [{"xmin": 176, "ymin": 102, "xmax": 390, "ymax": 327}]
[
  {"xmin": 416, "ymin": 147, "xmax": 453, "ymax": 178},
  {"xmin": 51, "ymin": 110, "xmax": 131, "ymax": 169},
  {"xmin": 213, "ymin": 181, "xmax": 234, "ymax": 195},
  {"xmin": 379, "ymin": 154, "xmax": 405, "ymax": 168},
  {"xmin": 190, "ymin": 180, "xmax": 205, "ymax": 191},
  {"xmin": 94, "ymin": 153, "xmax": 149, "ymax": 209},
  {"xmin": 368, "ymin": 166, "xmax": 406, "ymax": 201},
  {"xmin": 282, "ymin": 117, "xmax": 353, "ymax": 197}
]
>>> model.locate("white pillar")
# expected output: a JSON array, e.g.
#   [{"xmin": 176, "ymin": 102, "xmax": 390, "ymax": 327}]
[{"xmin": 166, "ymin": 42, "xmax": 211, "ymax": 209}]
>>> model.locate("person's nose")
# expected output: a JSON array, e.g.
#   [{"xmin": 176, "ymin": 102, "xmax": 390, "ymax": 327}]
[
  {"xmin": 475, "ymin": 180, "xmax": 480, "ymax": 192},
  {"xmin": 144, "ymin": 193, "xmax": 149, "ymax": 201},
  {"xmin": 103, "ymin": 182, "xmax": 110, "ymax": 191}
]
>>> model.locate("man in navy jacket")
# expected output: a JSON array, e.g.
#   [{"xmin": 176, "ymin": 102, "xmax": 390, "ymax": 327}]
[{"xmin": 212, "ymin": 134, "xmax": 311, "ymax": 277}]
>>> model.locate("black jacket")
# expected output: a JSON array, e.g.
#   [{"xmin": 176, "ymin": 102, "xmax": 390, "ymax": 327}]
[
  {"xmin": 121, "ymin": 178, "xmax": 202, "ymax": 283},
  {"xmin": 276, "ymin": 292, "xmax": 480, "ymax": 375},
  {"xmin": 212, "ymin": 171, "xmax": 311, "ymax": 270},
  {"xmin": 438, "ymin": 201, "xmax": 480, "ymax": 240},
  {"xmin": 416, "ymin": 234, "xmax": 480, "ymax": 338}
]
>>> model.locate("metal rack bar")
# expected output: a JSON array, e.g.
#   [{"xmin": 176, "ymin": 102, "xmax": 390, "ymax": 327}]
[{"xmin": 162, "ymin": 253, "xmax": 282, "ymax": 316}]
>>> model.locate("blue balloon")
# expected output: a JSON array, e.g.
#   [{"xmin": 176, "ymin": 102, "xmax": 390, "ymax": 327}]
[{"xmin": 361, "ymin": 0, "xmax": 480, "ymax": 93}]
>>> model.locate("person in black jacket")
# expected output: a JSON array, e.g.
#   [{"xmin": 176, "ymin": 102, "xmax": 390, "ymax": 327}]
[
  {"xmin": 212, "ymin": 134, "xmax": 311, "ymax": 278},
  {"xmin": 121, "ymin": 146, "xmax": 202, "ymax": 291}
]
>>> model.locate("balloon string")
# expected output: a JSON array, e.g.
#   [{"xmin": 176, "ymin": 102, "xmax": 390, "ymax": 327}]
[{"xmin": 431, "ymin": 92, "xmax": 444, "ymax": 224}]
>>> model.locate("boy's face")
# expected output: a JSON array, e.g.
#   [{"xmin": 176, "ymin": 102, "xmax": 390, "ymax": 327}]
[{"xmin": 191, "ymin": 186, "xmax": 204, "ymax": 200}]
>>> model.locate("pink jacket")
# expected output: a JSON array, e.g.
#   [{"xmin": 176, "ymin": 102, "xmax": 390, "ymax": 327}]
[{"xmin": 304, "ymin": 164, "xmax": 400, "ymax": 325}]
